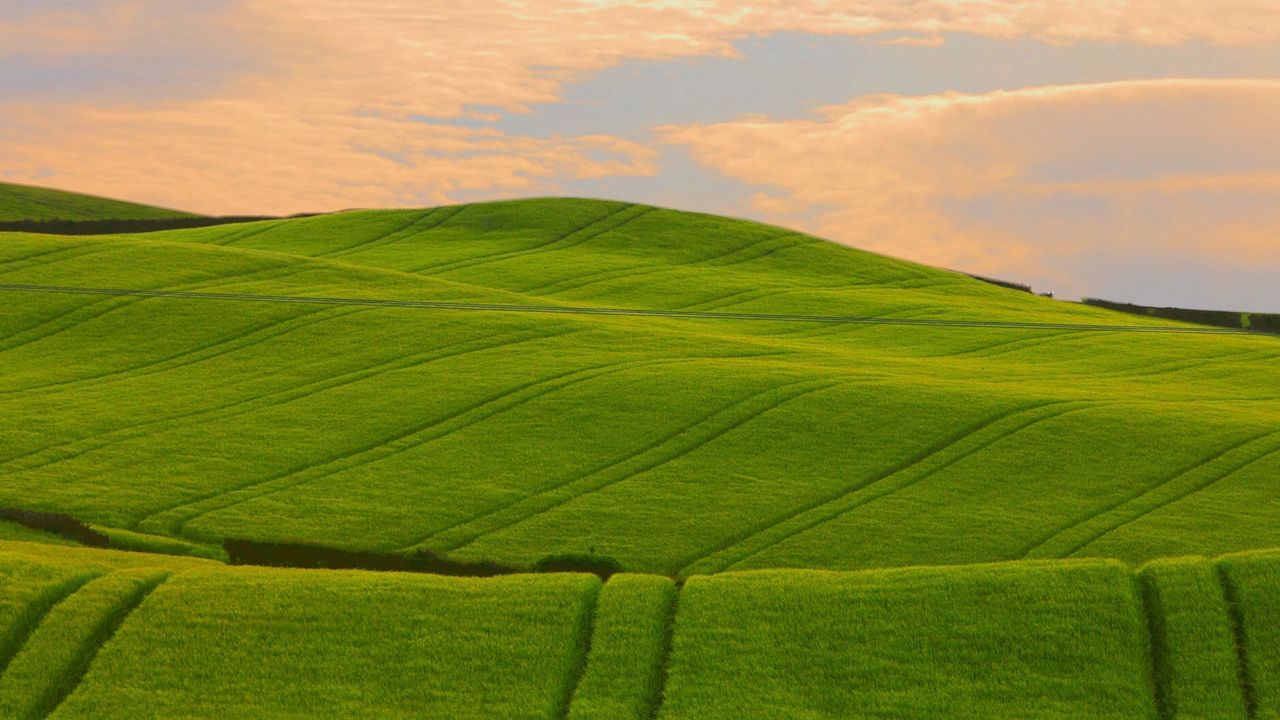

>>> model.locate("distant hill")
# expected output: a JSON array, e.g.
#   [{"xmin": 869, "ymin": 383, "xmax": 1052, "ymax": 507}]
[{"xmin": 0, "ymin": 181, "xmax": 198, "ymax": 222}]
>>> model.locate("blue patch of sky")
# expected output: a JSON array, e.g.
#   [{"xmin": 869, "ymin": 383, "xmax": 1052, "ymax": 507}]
[
  {"xmin": 436, "ymin": 30, "xmax": 1280, "ymax": 139},
  {"xmin": 0, "ymin": 0, "xmax": 250, "ymax": 102}
]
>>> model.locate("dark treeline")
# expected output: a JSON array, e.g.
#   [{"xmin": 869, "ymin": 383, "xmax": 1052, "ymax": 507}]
[
  {"xmin": 0, "ymin": 507, "xmax": 110, "ymax": 546},
  {"xmin": 1082, "ymin": 298, "xmax": 1280, "ymax": 334},
  {"xmin": 966, "ymin": 273, "xmax": 1034, "ymax": 294},
  {"xmin": 225, "ymin": 539, "xmax": 622, "ymax": 580},
  {"xmin": 0, "ymin": 214, "xmax": 319, "ymax": 236}
]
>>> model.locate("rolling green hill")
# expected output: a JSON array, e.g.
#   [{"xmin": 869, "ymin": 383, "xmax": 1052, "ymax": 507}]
[
  {"xmin": 0, "ymin": 182, "xmax": 197, "ymax": 222},
  {"xmin": 0, "ymin": 539, "xmax": 1275, "ymax": 719},
  {"xmin": 2, "ymin": 193, "xmax": 1279, "ymax": 717},
  {"xmin": 0, "ymin": 198, "xmax": 1277, "ymax": 578}
]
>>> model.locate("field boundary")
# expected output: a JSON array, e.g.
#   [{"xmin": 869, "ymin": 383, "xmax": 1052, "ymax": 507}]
[
  {"xmin": 0, "ymin": 283, "xmax": 1270, "ymax": 335},
  {"xmin": 1217, "ymin": 565, "xmax": 1258, "ymax": 719},
  {"xmin": 556, "ymin": 581, "xmax": 603, "ymax": 720}
]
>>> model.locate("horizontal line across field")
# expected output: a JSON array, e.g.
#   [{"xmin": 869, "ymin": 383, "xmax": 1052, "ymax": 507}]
[{"xmin": 0, "ymin": 283, "xmax": 1265, "ymax": 336}]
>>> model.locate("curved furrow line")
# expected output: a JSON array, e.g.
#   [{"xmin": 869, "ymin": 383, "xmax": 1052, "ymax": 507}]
[
  {"xmin": 968, "ymin": 330, "xmax": 1123, "ymax": 360},
  {"xmin": 697, "ymin": 233, "xmax": 815, "ymax": 268},
  {"xmin": 1015, "ymin": 430, "xmax": 1278, "ymax": 560},
  {"xmin": 192, "ymin": 355, "xmax": 764, "ymax": 533},
  {"xmin": 518, "ymin": 263, "xmax": 672, "ymax": 297},
  {"xmin": 0, "ymin": 260, "xmax": 302, "ymax": 355},
  {"xmin": 683, "ymin": 401, "xmax": 1084, "ymax": 575},
  {"xmin": 685, "ymin": 231, "xmax": 803, "ymax": 267},
  {"xmin": 1089, "ymin": 347, "xmax": 1280, "ymax": 381},
  {"xmin": 408, "ymin": 203, "xmax": 632, "ymax": 276},
  {"xmin": 203, "ymin": 220, "xmax": 281, "ymax": 247},
  {"xmin": 430, "ymin": 379, "xmax": 837, "ymax": 554},
  {"xmin": 314, "ymin": 207, "xmax": 440, "ymax": 257},
  {"xmin": 411, "ymin": 204, "xmax": 645, "ymax": 276},
  {"xmin": 8, "ymin": 328, "xmax": 561, "ymax": 479},
  {"xmin": 326, "ymin": 204, "xmax": 472, "ymax": 260},
  {"xmin": 673, "ymin": 287, "xmax": 774, "ymax": 312},
  {"xmin": 0, "ymin": 243, "xmax": 111, "ymax": 272},
  {"xmin": 143, "ymin": 356, "xmax": 648, "ymax": 537},
  {"xmin": 0, "ymin": 305, "xmax": 332, "ymax": 399},
  {"xmin": 0, "ymin": 304, "xmax": 366, "ymax": 468},
  {"xmin": 918, "ymin": 330, "xmax": 1088, "ymax": 359},
  {"xmin": 1054, "ymin": 435, "xmax": 1280, "ymax": 558}
]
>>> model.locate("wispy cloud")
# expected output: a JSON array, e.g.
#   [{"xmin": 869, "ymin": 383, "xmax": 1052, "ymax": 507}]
[{"xmin": 662, "ymin": 79, "xmax": 1280, "ymax": 308}]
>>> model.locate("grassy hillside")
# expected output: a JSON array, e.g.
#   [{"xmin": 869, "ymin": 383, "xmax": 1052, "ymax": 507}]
[
  {"xmin": 0, "ymin": 181, "xmax": 196, "ymax": 222},
  {"xmin": 0, "ymin": 540, "xmax": 1274, "ymax": 718},
  {"xmin": 0, "ymin": 198, "xmax": 1276, "ymax": 577}
]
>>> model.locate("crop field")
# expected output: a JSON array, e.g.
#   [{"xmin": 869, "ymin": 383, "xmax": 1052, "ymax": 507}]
[
  {"xmin": 0, "ymin": 540, "xmax": 1277, "ymax": 719},
  {"xmin": 0, "ymin": 182, "xmax": 196, "ymax": 223},
  {"xmin": 0, "ymin": 196, "xmax": 1277, "ymax": 577},
  {"xmin": 2, "ymin": 184, "xmax": 1279, "ymax": 717}
]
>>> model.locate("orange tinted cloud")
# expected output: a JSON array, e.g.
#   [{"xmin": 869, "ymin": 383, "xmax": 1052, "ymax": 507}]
[
  {"xmin": 661, "ymin": 79, "xmax": 1280, "ymax": 298},
  {"xmin": 3, "ymin": 2, "xmax": 1280, "ymax": 214}
]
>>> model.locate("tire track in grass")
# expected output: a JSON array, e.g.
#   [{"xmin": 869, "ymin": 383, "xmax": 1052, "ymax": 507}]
[
  {"xmin": 1136, "ymin": 570, "xmax": 1171, "ymax": 720},
  {"xmin": 122, "ymin": 329, "xmax": 578, "ymax": 532},
  {"xmin": 325, "ymin": 204, "xmax": 471, "ymax": 260},
  {"xmin": 1043, "ymin": 434, "xmax": 1280, "ymax": 559},
  {"xmin": 1091, "ymin": 348, "xmax": 1280, "ymax": 381},
  {"xmin": 152, "ymin": 356, "xmax": 693, "ymax": 538},
  {"xmin": 919, "ymin": 329, "xmax": 1090, "ymax": 359},
  {"xmin": 0, "ymin": 260, "xmax": 303, "ymax": 355},
  {"xmin": 174, "ymin": 355, "xmax": 761, "ymax": 538},
  {"xmin": 682, "ymin": 401, "xmax": 1084, "ymax": 576},
  {"xmin": 1015, "ymin": 430, "xmax": 1278, "ymax": 559},
  {"xmin": 410, "ymin": 204, "xmax": 647, "ymax": 276},
  {"xmin": 27, "ymin": 572, "xmax": 168, "ymax": 720},
  {"xmin": 0, "ymin": 244, "xmax": 113, "ymax": 274},
  {"xmin": 314, "ymin": 208, "xmax": 435, "ymax": 258},
  {"xmin": 0, "ymin": 304, "xmax": 336, "ymax": 399},
  {"xmin": 556, "ymin": 581, "xmax": 603, "ymax": 720},
  {"xmin": 428, "ymin": 379, "xmax": 838, "ymax": 554},
  {"xmin": 526, "ymin": 234, "xmax": 813, "ymax": 296},
  {"xmin": 1217, "ymin": 564, "xmax": 1258, "ymax": 720},
  {"xmin": 1, "ymin": 283, "xmax": 1271, "ymax": 336},
  {"xmin": 15, "ymin": 329, "xmax": 568, "ymax": 477},
  {"xmin": 203, "ymin": 219, "xmax": 280, "ymax": 246},
  {"xmin": 647, "ymin": 583, "xmax": 680, "ymax": 720},
  {"xmin": 0, "ymin": 573, "xmax": 98, "ymax": 680}
]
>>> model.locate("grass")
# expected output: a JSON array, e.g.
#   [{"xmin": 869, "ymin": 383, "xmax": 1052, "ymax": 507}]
[
  {"xmin": 1, "ymin": 189, "xmax": 1278, "ymax": 716},
  {"xmin": 0, "ymin": 568, "xmax": 167, "ymax": 719},
  {"xmin": 51, "ymin": 567, "xmax": 602, "ymax": 718},
  {"xmin": 661, "ymin": 560, "xmax": 1158, "ymax": 720},
  {"xmin": 1138, "ymin": 558, "xmax": 1248, "ymax": 719},
  {"xmin": 567, "ymin": 574, "xmax": 678, "ymax": 720},
  {"xmin": 0, "ymin": 181, "xmax": 196, "ymax": 222},
  {"xmin": 0, "ymin": 198, "xmax": 1275, "ymax": 578},
  {"xmin": 1, "ymin": 542, "xmax": 1277, "ymax": 719}
]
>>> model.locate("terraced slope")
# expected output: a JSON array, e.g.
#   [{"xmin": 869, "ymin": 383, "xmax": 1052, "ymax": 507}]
[
  {"xmin": 0, "ymin": 199, "xmax": 1277, "ymax": 576},
  {"xmin": 0, "ymin": 541, "xmax": 1276, "ymax": 719},
  {"xmin": 0, "ymin": 182, "xmax": 196, "ymax": 222}
]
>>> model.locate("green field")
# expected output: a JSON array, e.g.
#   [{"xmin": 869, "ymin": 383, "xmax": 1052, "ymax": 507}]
[
  {"xmin": 0, "ymin": 182, "xmax": 196, "ymax": 223},
  {"xmin": 1, "ymin": 183, "xmax": 1277, "ymax": 716},
  {"xmin": 1, "ymin": 540, "xmax": 1276, "ymax": 719}
]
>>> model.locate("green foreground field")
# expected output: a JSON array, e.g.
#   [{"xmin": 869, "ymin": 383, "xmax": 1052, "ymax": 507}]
[
  {"xmin": 1, "ymin": 539, "xmax": 1277, "ymax": 719},
  {"xmin": 0, "ymin": 198, "xmax": 1277, "ymax": 577}
]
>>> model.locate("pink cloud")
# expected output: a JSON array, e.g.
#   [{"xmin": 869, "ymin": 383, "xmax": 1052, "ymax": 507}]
[
  {"xmin": 661, "ymin": 79, "xmax": 1280, "ymax": 300},
  {"xmin": 3, "ymin": 2, "xmax": 1280, "ymax": 214}
]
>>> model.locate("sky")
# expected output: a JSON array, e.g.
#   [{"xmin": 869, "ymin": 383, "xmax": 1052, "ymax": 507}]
[{"xmin": 2, "ymin": 1, "xmax": 1279, "ymax": 310}]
